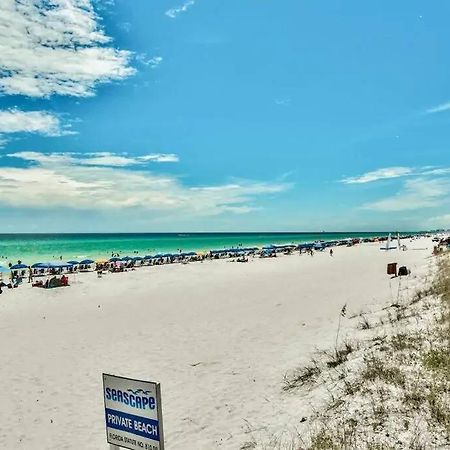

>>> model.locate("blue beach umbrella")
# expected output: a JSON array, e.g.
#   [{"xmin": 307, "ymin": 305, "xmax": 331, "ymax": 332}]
[
  {"xmin": 10, "ymin": 263, "xmax": 28, "ymax": 270},
  {"xmin": 79, "ymin": 259, "xmax": 95, "ymax": 265},
  {"xmin": 0, "ymin": 266, "xmax": 10, "ymax": 273},
  {"xmin": 108, "ymin": 257, "xmax": 121, "ymax": 262},
  {"xmin": 67, "ymin": 260, "xmax": 79, "ymax": 265}
]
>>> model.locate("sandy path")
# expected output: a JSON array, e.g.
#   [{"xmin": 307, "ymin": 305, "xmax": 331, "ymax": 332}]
[{"xmin": 0, "ymin": 238, "xmax": 433, "ymax": 449}]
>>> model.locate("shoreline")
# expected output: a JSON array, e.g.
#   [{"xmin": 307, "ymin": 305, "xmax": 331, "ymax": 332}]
[{"xmin": 0, "ymin": 232, "xmax": 427, "ymax": 270}]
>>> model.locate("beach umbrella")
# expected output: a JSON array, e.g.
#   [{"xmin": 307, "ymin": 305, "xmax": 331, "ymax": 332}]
[
  {"xmin": 10, "ymin": 263, "xmax": 28, "ymax": 270},
  {"xmin": 67, "ymin": 260, "xmax": 79, "ymax": 265},
  {"xmin": 0, "ymin": 266, "xmax": 10, "ymax": 273},
  {"xmin": 132, "ymin": 256, "xmax": 143, "ymax": 261},
  {"xmin": 79, "ymin": 259, "xmax": 95, "ymax": 265},
  {"xmin": 143, "ymin": 255, "xmax": 154, "ymax": 260},
  {"xmin": 179, "ymin": 251, "xmax": 196, "ymax": 257},
  {"xmin": 32, "ymin": 262, "xmax": 73, "ymax": 269},
  {"xmin": 109, "ymin": 257, "xmax": 121, "ymax": 262},
  {"xmin": 120, "ymin": 256, "xmax": 133, "ymax": 261}
]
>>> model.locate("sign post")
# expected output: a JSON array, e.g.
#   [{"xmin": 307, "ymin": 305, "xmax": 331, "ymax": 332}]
[{"xmin": 103, "ymin": 373, "xmax": 164, "ymax": 450}]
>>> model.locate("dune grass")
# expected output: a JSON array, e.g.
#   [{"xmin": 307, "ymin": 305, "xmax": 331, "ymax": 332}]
[{"xmin": 265, "ymin": 253, "xmax": 450, "ymax": 449}]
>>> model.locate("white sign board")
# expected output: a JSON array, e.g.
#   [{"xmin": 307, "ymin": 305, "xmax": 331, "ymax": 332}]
[{"xmin": 103, "ymin": 374, "xmax": 164, "ymax": 450}]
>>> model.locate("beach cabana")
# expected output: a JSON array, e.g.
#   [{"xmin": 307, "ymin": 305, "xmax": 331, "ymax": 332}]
[{"xmin": 10, "ymin": 263, "xmax": 28, "ymax": 278}]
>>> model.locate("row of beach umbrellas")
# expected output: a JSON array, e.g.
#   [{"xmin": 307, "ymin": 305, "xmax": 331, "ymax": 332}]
[
  {"xmin": 2, "ymin": 241, "xmax": 348, "ymax": 272},
  {"xmin": 7, "ymin": 260, "xmax": 96, "ymax": 271}
]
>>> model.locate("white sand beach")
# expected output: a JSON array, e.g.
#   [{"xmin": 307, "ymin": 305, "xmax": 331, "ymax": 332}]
[{"xmin": 0, "ymin": 238, "xmax": 435, "ymax": 449}]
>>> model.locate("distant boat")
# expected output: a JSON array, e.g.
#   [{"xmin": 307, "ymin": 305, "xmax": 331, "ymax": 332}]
[{"xmin": 380, "ymin": 233, "xmax": 397, "ymax": 250}]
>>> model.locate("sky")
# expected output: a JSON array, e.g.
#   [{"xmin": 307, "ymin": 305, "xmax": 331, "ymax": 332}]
[{"xmin": 0, "ymin": 0, "xmax": 450, "ymax": 232}]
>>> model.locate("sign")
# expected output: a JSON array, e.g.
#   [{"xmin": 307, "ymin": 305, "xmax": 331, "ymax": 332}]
[{"xmin": 103, "ymin": 374, "xmax": 164, "ymax": 450}]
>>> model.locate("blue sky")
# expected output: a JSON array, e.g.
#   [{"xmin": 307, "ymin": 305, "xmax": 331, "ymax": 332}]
[{"xmin": 0, "ymin": 0, "xmax": 450, "ymax": 232}]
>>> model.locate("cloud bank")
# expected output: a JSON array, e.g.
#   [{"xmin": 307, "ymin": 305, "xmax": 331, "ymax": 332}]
[
  {"xmin": 0, "ymin": 151, "xmax": 289, "ymax": 215},
  {"xmin": 0, "ymin": 0, "xmax": 135, "ymax": 97},
  {"xmin": 342, "ymin": 166, "xmax": 450, "ymax": 213}
]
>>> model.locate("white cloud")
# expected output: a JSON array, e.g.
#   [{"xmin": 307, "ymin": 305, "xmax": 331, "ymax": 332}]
[
  {"xmin": 0, "ymin": 151, "xmax": 289, "ymax": 215},
  {"xmin": 341, "ymin": 167, "xmax": 413, "ymax": 184},
  {"xmin": 165, "ymin": 0, "xmax": 195, "ymax": 18},
  {"xmin": 426, "ymin": 102, "xmax": 450, "ymax": 114},
  {"xmin": 0, "ymin": 109, "xmax": 73, "ymax": 137},
  {"xmin": 362, "ymin": 178, "xmax": 450, "ymax": 211},
  {"xmin": 8, "ymin": 151, "xmax": 179, "ymax": 167},
  {"xmin": 136, "ymin": 55, "xmax": 163, "ymax": 69},
  {"xmin": 274, "ymin": 97, "xmax": 291, "ymax": 106},
  {"xmin": 422, "ymin": 167, "xmax": 450, "ymax": 176},
  {"xmin": 0, "ymin": 0, "xmax": 135, "ymax": 97},
  {"xmin": 423, "ymin": 214, "xmax": 450, "ymax": 229}
]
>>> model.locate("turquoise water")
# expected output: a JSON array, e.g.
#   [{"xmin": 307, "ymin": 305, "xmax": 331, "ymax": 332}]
[{"xmin": 0, "ymin": 232, "xmax": 410, "ymax": 265}]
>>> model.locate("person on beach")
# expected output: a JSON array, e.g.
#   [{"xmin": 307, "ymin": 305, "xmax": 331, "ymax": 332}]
[
  {"xmin": 330, "ymin": 249, "xmax": 333, "ymax": 257},
  {"xmin": 28, "ymin": 267, "xmax": 33, "ymax": 283}
]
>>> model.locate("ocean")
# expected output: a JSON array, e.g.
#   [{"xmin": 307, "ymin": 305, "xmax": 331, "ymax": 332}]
[{"xmin": 0, "ymin": 231, "xmax": 407, "ymax": 265}]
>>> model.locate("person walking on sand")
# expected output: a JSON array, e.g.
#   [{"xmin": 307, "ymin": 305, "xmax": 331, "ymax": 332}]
[
  {"xmin": 28, "ymin": 267, "xmax": 33, "ymax": 283},
  {"xmin": 330, "ymin": 248, "xmax": 333, "ymax": 257}
]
